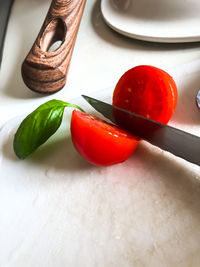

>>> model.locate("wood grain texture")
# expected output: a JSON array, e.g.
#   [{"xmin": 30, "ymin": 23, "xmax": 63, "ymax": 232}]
[{"xmin": 21, "ymin": 0, "xmax": 86, "ymax": 94}]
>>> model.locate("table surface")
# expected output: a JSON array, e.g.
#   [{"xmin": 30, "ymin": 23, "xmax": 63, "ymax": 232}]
[
  {"xmin": 1, "ymin": 2, "xmax": 200, "ymax": 266},
  {"xmin": 0, "ymin": 0, "xmax": 200, "ymax": 127}
]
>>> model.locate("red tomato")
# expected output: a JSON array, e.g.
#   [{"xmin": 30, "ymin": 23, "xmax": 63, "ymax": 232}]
[
  {"xmin": 70, "ymin": 110, "xmax": 139, "ymax": 166},
  {"xmin": 113, "ymin": 65, "xmax": 177, "ymax": 124}
]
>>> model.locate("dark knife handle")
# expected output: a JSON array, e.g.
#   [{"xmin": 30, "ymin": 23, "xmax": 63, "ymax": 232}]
[{"xmin": 21, "ymin": 0, "xmax": 86, "ymax": 94}]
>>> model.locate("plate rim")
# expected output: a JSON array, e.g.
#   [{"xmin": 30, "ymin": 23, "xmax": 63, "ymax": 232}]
[{"xmin": 101, "ymin": 0, "xmax": 200, "ymax": 43}]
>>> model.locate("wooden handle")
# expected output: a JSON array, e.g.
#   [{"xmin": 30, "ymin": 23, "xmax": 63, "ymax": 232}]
[{"xmin": 22, "ymin": 0, "xmax": 86, "ymax": 94}]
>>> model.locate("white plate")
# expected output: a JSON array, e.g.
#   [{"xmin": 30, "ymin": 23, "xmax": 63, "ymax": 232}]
[
  {"xmin": 1, "ymin": 63, "xmax": 200, "ymax": 266},
  {"xmin": 101, "ymin": 0, "xmax": 200, "ymax": 43}
]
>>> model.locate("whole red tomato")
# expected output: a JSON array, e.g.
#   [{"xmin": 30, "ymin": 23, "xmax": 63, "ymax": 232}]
[
  {"xmin": 70, "ymin": 110, "xmax": 139, "ymax": 166},
  {"xmin": 113, "ymin": 65, "xmax": 177, "ymax": 124}
]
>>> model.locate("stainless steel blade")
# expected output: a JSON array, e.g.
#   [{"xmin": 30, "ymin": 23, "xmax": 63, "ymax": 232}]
[
  {"xmin": 82, "ymin": 95, "xmax": 200, "ymax": 166},
  {"xmin": 0, "ymin": 0, "xmax": 14, "ymax": 66}
]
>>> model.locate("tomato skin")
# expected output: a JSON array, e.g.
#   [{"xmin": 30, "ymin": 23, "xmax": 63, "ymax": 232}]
[
  {"xmin": 113, "ymin": 65, "xmax": 177, "ymax": 124},
  {"xmin": 70, "ymin": 110, "xmax": 139, "ymax": 166}
]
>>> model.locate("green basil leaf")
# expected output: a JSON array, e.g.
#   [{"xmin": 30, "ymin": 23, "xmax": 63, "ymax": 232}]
[{"xmin": 13, "ymin": 99, "xmax": 84, "ymax": 159}]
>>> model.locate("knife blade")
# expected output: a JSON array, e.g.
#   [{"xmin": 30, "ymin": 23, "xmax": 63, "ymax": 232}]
[
  {"xmin": 82, "ymin": 95, "xmax": 200, "ymax": 166},
  {"xmin": 0, "ymin": 0, "xmax": 14, "ymax": 67}
]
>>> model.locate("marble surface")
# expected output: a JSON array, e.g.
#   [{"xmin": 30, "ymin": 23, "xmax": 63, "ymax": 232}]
[
  {"xmin": 1, "ymin": 1, "xmax": 200, "ymax": 266},
  {"xmin": 1, "ymin": 60, "xmax": 200, "ymax": 267},
  {"xmin": 0, "ymin": 0, "xmax": 200, "ymax": 127}
]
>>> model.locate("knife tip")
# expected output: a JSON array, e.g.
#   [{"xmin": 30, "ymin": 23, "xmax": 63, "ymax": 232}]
[
  {"xmin": 81, "ymin": 94, "xmax": 88, "ymax": 100},
  {"xmin": 82, "ymin": 95, "xmax": 92, "ymax": 103}
]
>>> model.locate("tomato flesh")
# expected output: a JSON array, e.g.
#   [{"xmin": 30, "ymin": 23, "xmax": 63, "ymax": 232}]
[
  {"xmin": 71, "ymin": 110, "xmax": 139, "ymax": 166},
  {"xmin": 113, "ymin": 65, "xmax": 177, "ymax": 124}
]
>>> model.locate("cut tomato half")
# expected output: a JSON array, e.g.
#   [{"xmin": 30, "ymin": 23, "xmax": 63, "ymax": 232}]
[{"xmin": 70, "ymin": 110, "xmax": 139, "ymax": 166}]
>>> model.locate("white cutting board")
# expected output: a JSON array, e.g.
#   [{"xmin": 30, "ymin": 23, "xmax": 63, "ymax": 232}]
[{"xmin": 0, "ymin": 60, "xmax": 200, "ymax": 267}]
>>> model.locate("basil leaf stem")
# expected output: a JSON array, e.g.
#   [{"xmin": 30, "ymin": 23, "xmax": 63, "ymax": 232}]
[{"xmin": 13, "ymin": 99, "xmax": 84, "ymax": 159}]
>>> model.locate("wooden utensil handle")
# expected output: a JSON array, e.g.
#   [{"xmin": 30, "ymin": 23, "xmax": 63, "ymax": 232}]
[{"xmin": 22, "ymin": 0, "xmax": 86, "ymax": 94}]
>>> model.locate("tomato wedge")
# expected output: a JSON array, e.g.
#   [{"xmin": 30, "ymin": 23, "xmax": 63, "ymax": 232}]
[
  {"xmin": 70, "ymin": 110, "xmax": 139, "ymax": 166},
  {"xmin": 113, "ymin": 65, "xmax": 177, "ymax": 124}
]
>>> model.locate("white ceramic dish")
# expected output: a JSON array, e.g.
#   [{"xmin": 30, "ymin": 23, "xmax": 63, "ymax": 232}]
[
  {"xmin": 1, "ymin": 61, "xmax": 200, "ymax": 266},
  {"xmin": 101, "ymin": 0, "xmax": 200, "ymax": 43}
]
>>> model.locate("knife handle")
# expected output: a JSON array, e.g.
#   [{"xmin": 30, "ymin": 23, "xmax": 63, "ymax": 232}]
[{"xmin": 21, "ymin": 0, "xmax": 86, "ymax": 94}]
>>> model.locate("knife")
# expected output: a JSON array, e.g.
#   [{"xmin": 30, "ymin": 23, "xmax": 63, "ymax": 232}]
[
  {"xmin": 0, "ymin": 0, "xmax": 14, "ymax": 66},
  {"xmin": 82, "ymin": 95, "xmax": 200, "ymax": 166}
]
